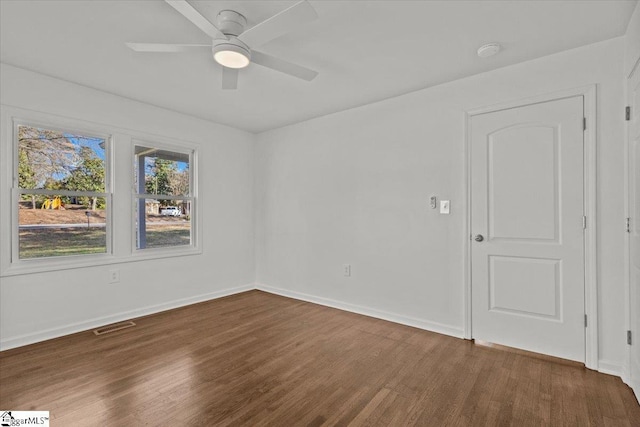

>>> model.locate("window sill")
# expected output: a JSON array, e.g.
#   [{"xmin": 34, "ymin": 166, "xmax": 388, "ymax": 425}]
[{"xmin": 0, "ymin": 247, "xmax": 202, "ymax": 278}]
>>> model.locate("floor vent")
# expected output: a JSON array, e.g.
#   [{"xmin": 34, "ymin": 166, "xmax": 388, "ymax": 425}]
[{"xmin": 93, "ymin": 321, "xmax": 136, "ymax": 336}]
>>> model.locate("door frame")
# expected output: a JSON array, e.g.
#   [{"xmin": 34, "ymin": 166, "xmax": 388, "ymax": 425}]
[
  {"xmin": 624, "ymin": 57, "xmax": 640, "ymax": 396},
  {"xmin": 462, "ymin": 85, "xmax": 598, "ymax": 370}
]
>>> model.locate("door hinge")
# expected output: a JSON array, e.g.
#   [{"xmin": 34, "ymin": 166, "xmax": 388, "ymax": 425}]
[
  {"xmin": 584, "ymin": 314, "xmax": 588, "ymax": 327},
  {"xmin": 628, "ymin": 330, "xmax": 633, "ymax": 345},
  {"xmin": 626, "ymin": 106, "xmax": 631, "ymax": 121},
  {"xmin": 583, "ymin": 117, "xmax": 587, "ymax": 130},
  {"xmin": 627, "ymin": 217, "xmax": 631, "ymax": 233},
  {"xmin": 582, "ymin": 215, "xmax": 587, "ymax": 230}
]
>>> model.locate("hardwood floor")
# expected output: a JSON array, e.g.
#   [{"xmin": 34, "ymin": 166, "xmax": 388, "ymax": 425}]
[{"xmin": 1, "ymin": 290, "xmax": 639, "ymax": 426}]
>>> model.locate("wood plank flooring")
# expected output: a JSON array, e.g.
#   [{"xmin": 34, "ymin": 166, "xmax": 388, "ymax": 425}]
[{"xmin": 1, "ymin": 290, "xmax": 639, "ymax": 426}]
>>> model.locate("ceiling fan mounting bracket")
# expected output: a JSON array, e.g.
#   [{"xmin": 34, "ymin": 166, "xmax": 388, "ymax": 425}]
[{"xmin": 216, "ymin": 10, "xmax": 247, "ymax": 36}]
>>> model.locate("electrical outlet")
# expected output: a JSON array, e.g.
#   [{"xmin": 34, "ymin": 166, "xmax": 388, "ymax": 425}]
[
  {"xmin": 343, "ymin": 264, "xmax": 351, "ymax": 277},
  {"xmin": 109, "ymin": 270, "xmax": 120, "ymax": 284}
]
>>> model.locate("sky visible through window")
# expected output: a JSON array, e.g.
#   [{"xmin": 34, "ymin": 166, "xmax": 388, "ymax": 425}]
[
  {"xmin": 17, "ymin": 125, "xmax": 109, "ymax": 259},
  {"xmin": 18, "ymin": 125, "xmax": 106, "ymax": 190}
]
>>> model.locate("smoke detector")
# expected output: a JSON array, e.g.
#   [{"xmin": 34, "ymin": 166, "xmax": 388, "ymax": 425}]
[{"xmin": 477, "ymin": 43, "xmax": 501, "ymax": 58}]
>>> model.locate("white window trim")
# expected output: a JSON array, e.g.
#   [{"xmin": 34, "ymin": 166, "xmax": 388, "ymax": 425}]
[
  {"xmin": 0, "ymin": 107, "xmax": 203, "ymax": 278},
  {"xmin": 131, "ymin": 139, "xmax": 199, "ymax": 256},
  {"xmin": 8, "ymin": 118, "xmax": 114, "ymax": 271}
]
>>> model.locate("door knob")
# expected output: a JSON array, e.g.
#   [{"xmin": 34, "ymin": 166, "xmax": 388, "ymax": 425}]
[{"xmin": 474, "ymin": 234, "xmax": 484, "ymax": 242}]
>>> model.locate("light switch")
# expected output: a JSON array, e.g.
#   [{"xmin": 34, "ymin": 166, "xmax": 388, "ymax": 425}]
[
  {"xmin": 440, "ymin": 200, "xmax": 450, "ymax": 214},
  {"xmin": 430, "ymin": 196, "xmax": 437, "ymax": 209}
]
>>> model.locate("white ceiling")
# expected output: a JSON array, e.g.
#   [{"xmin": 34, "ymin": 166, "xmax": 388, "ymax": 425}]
[{"xmin": 1, "ymin": 0, "xmax": 636, "ymax": 133}]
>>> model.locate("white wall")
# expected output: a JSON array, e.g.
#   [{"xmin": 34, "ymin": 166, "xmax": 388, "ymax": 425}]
[
  {"xmin": 0, "ymin": 64, "xmax": 256, "ymax": 349},
  {"xmin": 255, "ymin": 38, "xmax": 627, "ymax": 372},
  {"xmin": 625, "ymin": 2, "xmax": 640, "ymax": 79}
]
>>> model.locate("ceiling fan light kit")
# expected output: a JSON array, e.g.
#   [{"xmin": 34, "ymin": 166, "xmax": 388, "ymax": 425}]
[
  {"xmin": 127, "ymin": 0, "xmax": 319, "ymax": 89},
  {"xmin": 213, "ymin": 38, "xmax": 251, "ymax": 68}
]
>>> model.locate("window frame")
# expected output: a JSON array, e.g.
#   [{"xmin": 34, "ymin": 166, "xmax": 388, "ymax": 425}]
[
  {"xmin": 131, "ymin": 139, "xmax": 198, "ymax": 256},
  {"xmin": 10, "ymin": 118, "xmax": 114, "ymax": 267},
  {"xmin": 1, "ymin": 108, "xmax": 203, "ymax": 278}
]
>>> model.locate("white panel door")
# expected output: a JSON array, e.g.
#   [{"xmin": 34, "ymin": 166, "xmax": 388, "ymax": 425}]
[
  {"xmin": 629, "ymin": 66, "xmax": 640, "ymax": 388},
  {"xmin": 471, "ymin": 96, "xmax": 585, "ymax": 362}
]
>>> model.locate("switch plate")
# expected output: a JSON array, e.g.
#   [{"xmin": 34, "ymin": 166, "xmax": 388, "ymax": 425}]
[
  {"xmin": 440, "ymin": 200, "xmax": 450, "ymax": 214},
  {"xmin": 343, "ymin": 264, "xmax": 351, "ymax": 277}
]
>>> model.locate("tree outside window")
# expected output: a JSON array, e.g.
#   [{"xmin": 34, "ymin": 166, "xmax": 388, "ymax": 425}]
[
  {"xmin": 134, "ymin": 144, "xmax": 193, "ymax": 250},
  {"xmin": 15, "ymin": 123, "xmax": 110, "ymax": 259}
]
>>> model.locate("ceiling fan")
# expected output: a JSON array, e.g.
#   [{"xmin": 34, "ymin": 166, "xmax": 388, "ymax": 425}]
[{"xmin": 126, "ymin": 0, "xmax": 319, "ymax": 90}]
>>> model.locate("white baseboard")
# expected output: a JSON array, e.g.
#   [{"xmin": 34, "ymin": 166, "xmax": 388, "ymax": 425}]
[
  {"xmin": 0, "ymin": 283, "xmax": 254, "ymax": 351},
  {"xmin": 629, "ymin": 378, "xmax": 640, "ymax": 406},
  {"xmin": 598, "ymin": 359, "xmax": 625, "ymax": 377},
  {"xmin": 255, "ymin": 283, "xmax": 465, "ymax": 339},
  {"xmin": 598, "ymin": 360, "xmax": 640, "ymax": 405},
  {"xmin": 611, "ymin": 361, "xmax": 640, "ymax": 406}
]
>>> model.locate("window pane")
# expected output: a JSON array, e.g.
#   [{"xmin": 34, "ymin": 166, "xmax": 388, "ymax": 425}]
[
  {"xmin": 19, "ymin": 195, "xmax": 107, "ymax": 259},
  {"xmin": 136, "ymin": 199, "xmax": 191, "ymax": 249},
  {"xmin": 135, "ymin": 145, "xmax": 190, "ymax": 196},
  {"xmin": 18, "ymin": 125, "xmax": 106, "ymax": 192}
]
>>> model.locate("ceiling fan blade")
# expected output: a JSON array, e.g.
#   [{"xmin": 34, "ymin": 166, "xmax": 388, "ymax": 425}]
[
  {"xmin": 126, "ymin": 43, "xmax": 211, "ymax": 52},
  {"xmin": 165, "ymin": 0, "xmax": 228, "ymax": 40},
  {"xmin": 222, "ymin": 67, "xmax": 239, "ymax": 90},
  {"xmin": 238, "ymin": 0, "xmax": 317, "ymax": 48},
  {"xmin": 251, "ymin": 50, "xmax": 318, "ymax": 81}
]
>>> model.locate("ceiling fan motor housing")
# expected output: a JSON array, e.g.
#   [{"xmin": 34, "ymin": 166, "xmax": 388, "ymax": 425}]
[{"xmin": 217, "ymin": 10, "xmax": 247, "ymax": 36}]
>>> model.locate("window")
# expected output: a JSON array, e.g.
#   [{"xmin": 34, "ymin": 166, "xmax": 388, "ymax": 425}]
[
  {"xmin": 14, "ymin": 122, "xmax": 110, "ymax": 260},
  {"xmin": 3, "ymin": 112, "xmax": 200, "ymax": 276},
  {"xmin": 134, "ymin": 144, "xmax": 194, "ymax": 251}
]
